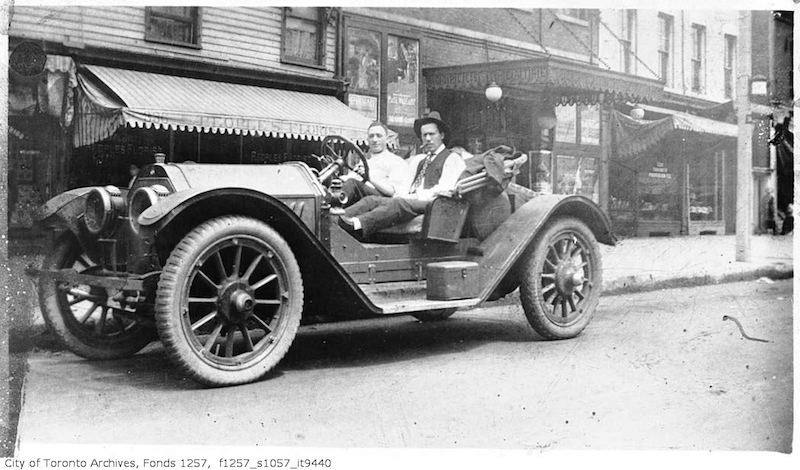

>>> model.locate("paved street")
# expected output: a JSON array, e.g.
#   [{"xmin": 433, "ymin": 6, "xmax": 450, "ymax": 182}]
[{"xmin": 14, "ymin": 278, "xmax": 792, "ymax": 453}]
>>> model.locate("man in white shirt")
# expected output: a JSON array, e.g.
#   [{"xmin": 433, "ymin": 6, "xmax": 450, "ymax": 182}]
[
  {"xmin": 339, "ymin": 112, "xmax": 466, "ymax": 238},
  {"xmin": 341, "ymin": 121, "xmax": 406, "ymax": 205}
]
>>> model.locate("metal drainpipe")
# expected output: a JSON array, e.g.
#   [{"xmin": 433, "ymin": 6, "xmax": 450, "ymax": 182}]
[{"xmin": 680, "ymin": 11, "xmax": 686, "ymax": 95}]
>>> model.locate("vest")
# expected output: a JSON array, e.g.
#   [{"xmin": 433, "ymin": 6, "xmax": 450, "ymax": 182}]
[{"xmin": 413, "ymin": 148, "xmax": 452, "ymax": 190}]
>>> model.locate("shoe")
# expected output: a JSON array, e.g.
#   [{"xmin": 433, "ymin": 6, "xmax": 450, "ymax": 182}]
[{"xmin": 338, "ymin": 215, "xmax": 361, "ymax": 235}]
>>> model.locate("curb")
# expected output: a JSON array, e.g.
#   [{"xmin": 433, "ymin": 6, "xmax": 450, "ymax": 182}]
[{"xmin": 602, "ymin": 264, "xmax": 794, "ymax": 296}]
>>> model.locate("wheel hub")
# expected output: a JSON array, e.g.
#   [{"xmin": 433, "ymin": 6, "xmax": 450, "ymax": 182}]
[
  {"xmin": 554, "ymin": 262, "xmax": 584, "ymax": 295},
  {"xmin": 218, "ymin": 282, "xmax": 254, "ymax": 323}
]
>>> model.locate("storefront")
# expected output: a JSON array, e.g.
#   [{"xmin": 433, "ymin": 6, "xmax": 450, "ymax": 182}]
[
  {"xmin": 610, "ymin": 106, "xmax": 737, "ymax": 237},
  {"xmin": 341, "ymin": 15, "xmax": 423, "ymax": 156},
  {"xmin": 7, "ymin": 52, "xmax": 76, "ymax": 237},
  {"xmin": 421, "ymin": 56, "xmax": 663, "ymax": 204}
]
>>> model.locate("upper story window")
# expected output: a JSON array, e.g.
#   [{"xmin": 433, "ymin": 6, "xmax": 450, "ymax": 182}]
[
  {"xmin": 556, "ymin": 9, "xmax": 591, "ymax": 25},
  {"xmin": 691, "ymin": 24, "xmax": 706, "ymax": 93},
  {"xmin": 282, "ymin": 7, "xmax": 327, "ymax": 68},
  {"xmin": 724, "ymin": 34, "xmax": 737, "ymax": 99},
  {"xmin": 620, "ymin": 10, "xmax": 637, "ymax": 74},
  {"xmin": 145, "ymin": 7, "xmax": 200, "ymax": 48},
  {"xmin": 658, "ymin": 13, "xmax": 673, "ymax": 86}
]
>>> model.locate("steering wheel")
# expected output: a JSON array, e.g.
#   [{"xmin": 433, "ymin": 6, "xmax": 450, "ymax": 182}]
[{"xmin": 317, "ymin": 135, "xmax": 370, "ymax": 185}]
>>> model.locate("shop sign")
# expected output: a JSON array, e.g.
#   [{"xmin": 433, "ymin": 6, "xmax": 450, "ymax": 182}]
[
  {"xmin": 648, "ymin": 162, "xmax": 672, "ymax": 179},
  {"xmin": 427, "ymin": 64, "xmax": 549, "ymax": 90}
]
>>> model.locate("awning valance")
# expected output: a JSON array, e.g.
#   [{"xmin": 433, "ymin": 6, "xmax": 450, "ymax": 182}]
[
  {"xmin": 74, "ymin": 65, "xmax": 374, "ymax": 147},
  {"xmin": 612, "ymin": 109, "xmax": 737, "ymax": 159},
  {"xmin": 423, "ymin": 56, "xmax": 664, "ymax": 105}
]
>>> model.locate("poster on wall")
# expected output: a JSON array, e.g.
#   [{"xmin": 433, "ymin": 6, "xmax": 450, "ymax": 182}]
[
  {"xmin": 348, "ymin": 94, "xmax": 379, "ymax": 121},
  {"xmin": 345, "ymin": 28, "xmax": 381, "ymax": 96},
  {"xmin": 386, "ymin": 35, "xmax": 419, "ymax": 128}
]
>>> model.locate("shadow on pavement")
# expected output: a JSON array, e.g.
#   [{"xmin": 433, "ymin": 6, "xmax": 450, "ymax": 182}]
[{"xmin": 45, "ymin": 309, "xmax": 544, "ymax": 391}]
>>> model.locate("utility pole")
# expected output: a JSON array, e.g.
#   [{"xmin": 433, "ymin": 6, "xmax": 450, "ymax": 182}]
[{"xmin": 735, "ymin": 11, "xmax": 753, "ymax": 262}]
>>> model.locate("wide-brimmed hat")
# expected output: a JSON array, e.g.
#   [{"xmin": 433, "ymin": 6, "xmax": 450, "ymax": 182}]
[{"xmin": 413, "ymin": 110, "xmax": 450, "ymax": 140}]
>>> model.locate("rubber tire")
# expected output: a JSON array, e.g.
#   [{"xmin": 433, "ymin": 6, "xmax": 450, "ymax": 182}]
[
  {"xmin": 517, "ymin": 217, "xmax": 602, "ymax": 340},
  {"xmin": 155, "ymin": 216, "xmax": 303, "ymax": 387},
  {"xmin": 38, "ymin": 233, "xmax": 155, "ymax": 359},
  {"xmin": 413, "ymin": 308, "xmax": 457, "ymax": 322}
]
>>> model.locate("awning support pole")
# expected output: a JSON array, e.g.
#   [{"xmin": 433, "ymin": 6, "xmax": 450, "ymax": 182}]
[{"xmin": 735, "ymin": 11, "xmax": 753, "ymax": 261}]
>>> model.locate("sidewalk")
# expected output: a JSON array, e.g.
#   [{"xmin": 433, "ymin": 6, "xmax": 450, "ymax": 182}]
[{"xmin": 600, "ymin": 234, "xmax": 793, "ymax": 295}]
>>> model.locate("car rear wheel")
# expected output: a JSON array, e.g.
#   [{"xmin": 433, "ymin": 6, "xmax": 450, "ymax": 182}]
[
  {"xmin": 155, "ymin": 216, "xmax": 303, "ymax": 387},
  {"xmin": 517, "ymin": 217, "xmax": 602, "ymax": 340},
  {"xmin": 38, "ymin": 233, "xmax": 155, "ymax": 359},
  {"xmin": 412, "ymin": 308, "xmax": 457, "ymax": 322}
]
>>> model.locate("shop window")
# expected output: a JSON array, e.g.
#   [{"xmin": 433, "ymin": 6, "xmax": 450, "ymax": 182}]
[
  {"xmin": 555, "ymin": 105, "xmax": 577, "ymax": 144},
  {"xmin": 724, "ymin": 35, "xmax": 737, "ymax": 99},
  {"xmin": 345, "ymin": 27, "xmax": 382, "ymax": 121},
  {"xmin": 145, "ymin": 7, "xmax": 201, "ymax": 48},
  {"xmin": 658, "ymin": 13, "xmax": 673, "ymax": 86},
  {"xmin": 386, "ymin": 35, "xmax": 419, "ymax": 128},
  {"xmin": 282, "ymin": 7, "xmax": 327, "ymax": 68},
  {"xmin": 689, "ymin": 151, "xmax": 724, "ymax": 222},
  {"xmin": 638, "ymin": 161, "xmax": 680, "ymax": 221},
  {"xmin": 555, "ymin": 155, "xmax": 599, "ymax": 202},
  {"xmin": 691, "ymin": 24, "xmax": 706, "ymax": 93},
  {"xmin": 579, "ymin": 105, "xmax": 600, "ymax": 145}
]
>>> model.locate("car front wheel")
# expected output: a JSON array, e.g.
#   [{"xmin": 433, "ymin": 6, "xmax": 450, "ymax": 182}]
[
  {"xmin": 155, "ymin": 216, "xmax": 303, "ymax": 386},
  {"xmin": 517, "ymin": 217, "xmax": 602, "ymax": 340},
  {"xmin": 38, "ymin": 233, "xmax": 155, "ymax": 359}
]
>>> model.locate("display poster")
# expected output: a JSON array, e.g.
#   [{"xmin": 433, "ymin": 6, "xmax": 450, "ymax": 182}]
[
  {"xmin": 555, "ymin": 105, "xmax": 577, "ymax": 143},
  {"xmin": 580, "ymin": 105, "xmax": 600, "ymax": 145},
  {"xmin": 348, "ymin": 94, "xmax": 378, "ymax": 121},
  {"xmin": 345, "ymin": 28, "xmax": 381, "ymax": 96},
  {"xmin": 386, "ymin": 35, "xmax": 419, "ymax": 128}
]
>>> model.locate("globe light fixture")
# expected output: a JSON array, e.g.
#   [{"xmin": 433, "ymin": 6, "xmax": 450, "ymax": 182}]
[
  {"xmin": 629, "ymin": 104, "xmax": 645, "ymax": 120},
  {"xmin": 485, "ymin": 81, "xmax": 503, "ymax": 103}
]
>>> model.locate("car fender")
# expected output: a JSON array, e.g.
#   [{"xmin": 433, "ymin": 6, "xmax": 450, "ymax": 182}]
[
  {"xmin": 476, "ymin": 194, "xmax": 616, "ymax": 300},
  {"xmin": 35, "ymin": 187, "xmax": 93, "ymax": 233},
  {"xmin": 138, "ymin": 187, "xmax": 384, "ymax": 314}
]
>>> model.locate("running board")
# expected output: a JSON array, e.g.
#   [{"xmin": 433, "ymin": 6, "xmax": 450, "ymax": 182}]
[{"xmin": 359, "ymin": 280, "xmax": 482, "ymax": 314}]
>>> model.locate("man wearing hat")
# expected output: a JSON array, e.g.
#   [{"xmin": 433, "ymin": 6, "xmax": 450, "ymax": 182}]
[{"xmin": 339, "ymin": 111, "xmax": 466, "ymax": 238}]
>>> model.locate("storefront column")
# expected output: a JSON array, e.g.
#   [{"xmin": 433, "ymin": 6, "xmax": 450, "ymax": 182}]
[{"xmin": 599, "ymin": 103, "xmax": 611, "ymax": 214}]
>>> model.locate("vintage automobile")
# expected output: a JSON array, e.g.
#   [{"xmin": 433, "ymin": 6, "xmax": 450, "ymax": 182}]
[{"xmin": 31, "ymin": 136, "xmax": 615, "ymax": 387}]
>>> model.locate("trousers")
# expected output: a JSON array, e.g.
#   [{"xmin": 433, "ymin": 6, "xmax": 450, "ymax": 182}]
[
  {"xmin": 344, "ymin": 195, "xmax": 429, "ymax": 237},
  {"xmin": 342, "ymin": 178, "xmax": 380, "ymax": 206}
]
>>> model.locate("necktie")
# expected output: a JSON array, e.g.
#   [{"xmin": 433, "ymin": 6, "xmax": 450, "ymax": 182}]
[{"xmin": 409, "ymin": 152, "xmax": 434, "ymax": 194}]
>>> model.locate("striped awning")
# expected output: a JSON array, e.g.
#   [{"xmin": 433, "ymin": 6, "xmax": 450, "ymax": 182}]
[{"xmin": 74, "ymin": 65, "xmax": 373, "ymax": 147}]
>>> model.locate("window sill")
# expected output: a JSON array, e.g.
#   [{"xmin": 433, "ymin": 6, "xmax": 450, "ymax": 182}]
[
  {"xmin": 145, "ymin": 37, "xmax": 201, "ymax": 50},
  {"xmin": 280, "ymin": 57, "xmax": 328, "ymax": 71}
]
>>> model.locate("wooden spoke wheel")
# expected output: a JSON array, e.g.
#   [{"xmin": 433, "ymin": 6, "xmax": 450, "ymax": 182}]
[
  {"xmin": 38, "ymin": 234, "xmax": 154, "ymax": 359},
  {"xmin": 156, "ymin": 216, "xmax": 303, "ymax": 386},
  {"xmin": 517, "ymin": 217, "xmax": 602, "ymax": 339}
]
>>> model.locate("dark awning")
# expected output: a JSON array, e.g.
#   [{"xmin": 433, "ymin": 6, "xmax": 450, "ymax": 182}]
[
  {"xmin": 424, "ymin": 56, "xmax": 664, "ymax": 105},
  {"xmin": 612, "ymin": 109, "xmax": 737, "ymax": 159},
  {"xmin": 74, "ymin": 65, "xmax": 374, "ymax": 147}
]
